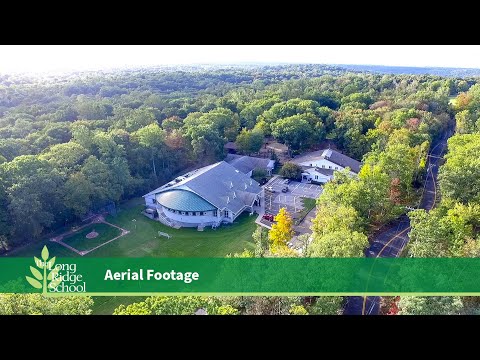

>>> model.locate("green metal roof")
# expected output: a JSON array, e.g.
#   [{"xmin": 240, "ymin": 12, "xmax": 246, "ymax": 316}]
[{"xmin": 156, "ymin": 190, "xmax": 216, "ymax": 212}]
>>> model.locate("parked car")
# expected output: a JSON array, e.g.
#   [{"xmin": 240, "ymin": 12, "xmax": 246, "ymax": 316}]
[
  {"xmin": 281, "ymin": 186, "xmax": 289, "ymax": 193},
  {"xmin": 262, "ymin": 213, "xmax": 274, "ymax": 222},
  {"xmin": 265, "ymin": 186, "xmax": 275, "ymax": 192},
  {"xmin": 283, "ymin": 179, "xmax": 291, "ymax": 184}
]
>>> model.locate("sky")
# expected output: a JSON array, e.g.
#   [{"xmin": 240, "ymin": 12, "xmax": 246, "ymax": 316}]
[{"xmin": 1, "ymin": 45, "xmax": 480, "ymax": 74}]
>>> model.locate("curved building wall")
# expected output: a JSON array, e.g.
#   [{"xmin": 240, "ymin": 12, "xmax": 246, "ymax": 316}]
[{"xmin": 162, "ymin": 207, "xmax": 224, "ymax": 225}]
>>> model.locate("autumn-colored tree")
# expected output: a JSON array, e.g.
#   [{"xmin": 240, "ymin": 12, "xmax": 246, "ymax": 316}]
[
  {"xmin": 269, "ymin": 207, "xmax": 295, "ymax": 254},
  {"xmin": 454, "ymin": 92, "xmax": 472, "ymax": 110},
  {"xmin": 389, "ymin": 177, "xmax": 402, "ymax": 205},
  {"xmin": 289, "ymin": 305, "xmax": 308, "ymax": 315},
  {"xmin": 406, "ymin": 118, "xmax": 421, "ymax": 131}
]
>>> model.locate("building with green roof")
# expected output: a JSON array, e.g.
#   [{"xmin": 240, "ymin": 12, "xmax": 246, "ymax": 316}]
[{"xmin": 143, "ymin": 161, "xmax": 263, "ymax": 229}]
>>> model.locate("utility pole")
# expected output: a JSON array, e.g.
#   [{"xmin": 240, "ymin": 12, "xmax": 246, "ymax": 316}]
[{"xmin": 152, "ymin": 149, "xmax": 157, "ymax": 177}]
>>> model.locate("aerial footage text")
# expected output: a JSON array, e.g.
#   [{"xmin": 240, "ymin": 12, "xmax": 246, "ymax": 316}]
[{"xmin": 104, "ymin": 269, "xmax": 200, "ymax": 283}]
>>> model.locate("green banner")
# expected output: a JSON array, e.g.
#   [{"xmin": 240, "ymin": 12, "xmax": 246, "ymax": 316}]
[{"xmin": 3, "ymin": 247, "xmax": 480, "ymax": 295}]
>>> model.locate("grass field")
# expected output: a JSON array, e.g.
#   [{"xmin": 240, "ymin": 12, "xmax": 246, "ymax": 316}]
[
  {"xmin": 9, "ymin": 198, "xmax": 257, "ymax": 313},
  {"xmin": 62, "ymin": 222, "xmax": 122, "ymax": 251},
  {"xmin": 12, "ymin": 202, "xmax": 256, "ymax": 259}
]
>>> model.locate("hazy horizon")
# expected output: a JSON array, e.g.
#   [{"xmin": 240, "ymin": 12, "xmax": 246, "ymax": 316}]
[{"xmin": 1, "ymin": 45, "xmax": 480, "ymax": 74}]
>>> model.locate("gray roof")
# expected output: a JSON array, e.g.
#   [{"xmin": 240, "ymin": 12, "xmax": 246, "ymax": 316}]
[
  {"xmin": 304, "ymin": 167, "xmax": 335, "ymax": 177},
  {"xmin": 322, "ymin": 149, "xmax": 361, "ymax": 173},
  {"xmin": 144, "ymin": 161, "xmax": 262, "ymax": 213},
  {"xmin": 225, "ymin": 154, "xmax": 274, "ymax": 174},
  {"xmin": 293, "ymin": 148, "xmax": 361, "ymax": 173}
]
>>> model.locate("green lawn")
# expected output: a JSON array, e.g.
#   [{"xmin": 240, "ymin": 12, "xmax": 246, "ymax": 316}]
[
  {"xmin": 9, "ymin": 199, "xmax": 257, "ymax": 314},
  {"xmin": 62, "ymin": 223, "xmax": 122, "ymax": 251},
  {"xmin": 12, "ymin": 203, "xmax": 256, "ymax": 258}
]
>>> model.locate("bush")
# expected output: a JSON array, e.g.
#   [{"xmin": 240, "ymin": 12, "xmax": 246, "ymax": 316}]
[
  {"xmin": 279, "ymin": 162, "xmax": 302, "ymax": 180},
  {"xmin": 252, "ymin": 168, "xmax": 268, "ymax": 182}
]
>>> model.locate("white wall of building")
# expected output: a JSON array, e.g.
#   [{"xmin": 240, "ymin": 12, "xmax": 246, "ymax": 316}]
[
  {"xmin": 302, "ymin": 171, "xmax": 331, "ymax": 183},
  {"xmin": 299, "ymin": 158, "xmax": 344, "ymax": 171},
  {"xmin": 144, "ymin": 194, "xmax": 156, "ymax": 206},
  {"xmin": 162, "ymin": 207, "xmax": 221, "ymax": 225},
  {"xmin": 145, "ymin": 191, "xmax": 260, "ymax": 227}
]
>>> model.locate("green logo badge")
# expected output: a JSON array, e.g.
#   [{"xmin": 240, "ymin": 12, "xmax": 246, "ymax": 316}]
[{"xmin": 25, "ymin": 246, "xmax": 62, "ymax": 293}]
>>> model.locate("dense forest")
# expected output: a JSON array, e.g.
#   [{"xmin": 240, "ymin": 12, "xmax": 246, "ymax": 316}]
[
  {"xmin": 0, "ymin": 64, "xmax": 473, "ymax": 252},
  {"xmin": 1, "ymin": 63, "xmax": 480, "ymax": 315}
]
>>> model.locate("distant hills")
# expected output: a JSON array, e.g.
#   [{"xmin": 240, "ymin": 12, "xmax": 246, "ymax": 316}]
[{"xmin": 338, "ymin": 64, "xmax": 480, "ymax": 77}]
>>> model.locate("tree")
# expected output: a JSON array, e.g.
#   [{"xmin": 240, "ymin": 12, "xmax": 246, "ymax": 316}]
[
  {"xmin": 308, "ymin": 229, "xmax": 368, "ymax": 257},
  {"xmin": 269, "ymin": 207, "xmax": 295, "ymax": 254},
  {"xmin": 0, "ymin": 294, "xmax": 93, "ymax": 315},
  {"xmin": 1, "ymin": 156, "xmax": 63, "ymax": 243},
  {"xmin": 307, "ymin": 297, "xmax": 343, "ymax": 315},
  {"xmin": 211, "ymin": 305, "xmax": 239, "ymax": 315},
  {"xmin": 455, "ymin": 110, "xmax": 478, "ymax": 134},
  {"xmin": 312, "ymin": 203, "xmax": 361, "ymax": 237},
  {"xmin": 407, "ymin": 202, "xmax": 480, "ymax": 258},
  {"xmin": 364, "ymin": 143, "xmax": 419, "ymax": 201},
  {"xmin": 183, "ymin": 111, "xmax": 226, "ymax": 161},
  {"xmin": 296, "ymin": 233, "xmax": 311, "ymax": 257},
  {"xmin": 161, "ymin": 116, "xmax": 183, "ymax": 131},
  {"xmin": 271, "ymin": 115, "xmax": 314, "ymax": 150},
  {"xmin": 252, "ymin": 168, "xmax": 268, "ymax": 183},
  {"xmin": 235, "ymin": 128, "xmax": 264, "ymax": 155},
  {"xmin": 113, "ymin": 296, "xmax": 239, "ymax": 315},
  {"xmin": 252, "ymin": 225, "xmax": 269, "ymax": 257},
  {"xmin": 133, "ymin": 123, "xmax": 166, "ymax": 177},
  {"xmin": 439, "ymin": 133, "xmax": 480, "ymax": 204},
  {"xmin": 0, "ymin": 184, "xmax": 10, "ymax": 238},
  {"xmin": 333, "ymin": 109, "xmax": 377, "ymax": 159},
  {"xmin": 74, "ymin": 96, "xmax": 112, "ymax": 120},
  {"xmin": 239, "ymin": 296, "xmax": 301, "ymax": 315},
  {"xmin": 62, "ymin": 172, "xmax": 94, "ymax": 217},
  {"xmin": 279, "ymin": 162, "xmax": 302, "ymax": 180},
  {"xmin": 357, "ymin": 163, "xmax": 394, "ymax": 223},
  {"xmin": 39, "ymin": 142, "xmax": 89, "ymax": 174},
  {"xmin": 289, "ymin": 305, "xmax": 308, "ymax": 315},
  {"xmin": 398, "ymin": 296, "xmax": 463, "ymax": 315},
  {"xmin": 113, "ymin": 302, "xmax": 152, "ymax": 315},
  {"xmin": 239, "ymin": 97, "xmax": 279, "ymax": 129}
]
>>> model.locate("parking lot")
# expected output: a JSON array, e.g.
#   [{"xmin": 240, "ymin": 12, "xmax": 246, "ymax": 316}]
[
  {"xmin": 263, "ymin": 178, "xmax": 322, "ymax": 218},
  {"xmin": 266, "ymin": 177, "xmax": 322, "ymax": 198}
]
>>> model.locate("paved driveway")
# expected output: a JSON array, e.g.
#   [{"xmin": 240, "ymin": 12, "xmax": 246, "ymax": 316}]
[
  {"xmin": 263, "ymin": 178, "xmax": 322, "ymax": 220},
  {"xmin": 267, "ymin": 178, "xmax": 322, "ymax": 198}
]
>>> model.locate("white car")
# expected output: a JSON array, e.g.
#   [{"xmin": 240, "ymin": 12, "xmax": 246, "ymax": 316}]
[{"xmin": 265, "ymin": 186, "xmax": 275, "ymax": 192}]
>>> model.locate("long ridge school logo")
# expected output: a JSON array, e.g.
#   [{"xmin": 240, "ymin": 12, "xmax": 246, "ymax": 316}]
[{"xmin": 25, "ymin": 246, "xmax": 86, "ymax": 293}]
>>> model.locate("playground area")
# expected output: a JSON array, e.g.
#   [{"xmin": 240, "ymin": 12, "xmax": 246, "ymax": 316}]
[{"xmin": 50, "ymin": 215, "xmax": 129, "ymax": 256}]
